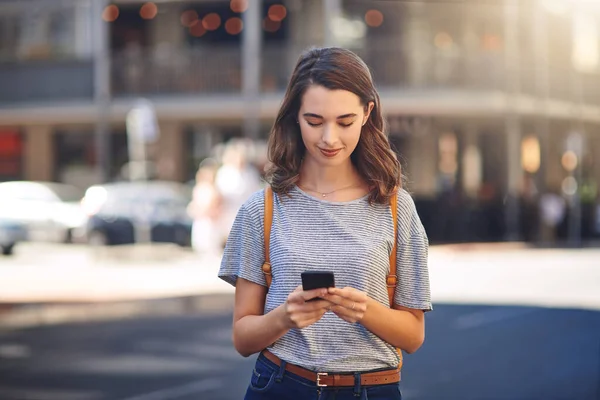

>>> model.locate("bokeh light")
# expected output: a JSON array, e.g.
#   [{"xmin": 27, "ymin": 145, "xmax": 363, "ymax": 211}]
[
  {"xmin": 140, "ymin": 2, "xmax": 158, "ymax": 20},
  {"xmin": 102, "ymin": 5, "xmax": 119, "ymax": 22},
  {"xmin": 230, "ymin": 0, "xmax": 248, "ymax": 13},
  {"xmin": 268, "ymin": 5, "xmax": 287, "ymax": 22},
  {"xmin": 561, "ymin": 151, "xmax": 578, "ymax": 172},
  {"xmin": 202, "ymin": 13, "xmax": 222, "ymax": 31},
  {"xmin": 365, "ymin": 9, "xmax": 383, "ymax": 28},
  {"xmin": 562, "ymin": 176, "xmax": 578, "ymax": 196},
  {"xmin": 180, "ymin": 10, "xmax": 199, "ymax": 28},
  {"xmin": 190, "ymin": 23, "xmax": 206, "ymax": 37},
  {"xmin": 225, "ymin": 17, "xmax": 244, "ymax": 35},
  {"xmin": 521, "ymin": 136, "xmax": 541, "ymax": 174}
]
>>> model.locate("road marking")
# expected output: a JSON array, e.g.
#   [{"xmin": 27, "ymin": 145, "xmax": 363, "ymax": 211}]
[
  {"xmin": 0, "ymin": 387, "xmax": 102, "ymax": 400},
  {"xmin": 136, "ymin": 340, "xmax": 240, "ymax": 361},
  {"xmin": 453, "ymin": 308, "xmax": 539, "ymax": 330},
  {"xmin": 120, "ymin": 379, "xmax": 223, "ymax": 400},
  {"xmin": 0, "ymin": 344, "xmax": 30, "ymax": 358}
]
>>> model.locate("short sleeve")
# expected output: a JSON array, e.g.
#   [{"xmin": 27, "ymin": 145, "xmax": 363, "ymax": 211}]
[
  {"xmin": 218, "ymin": 191, "xmax": 267, "ymax": 287},
  {"xmin": 393, "ymin": 189, "xmax": 432, "ymax": 311}
]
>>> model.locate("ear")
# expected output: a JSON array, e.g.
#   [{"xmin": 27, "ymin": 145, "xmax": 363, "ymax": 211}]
[{"xmin": 363, "ymin": 101, "xmax": 375, "ymax": 126}]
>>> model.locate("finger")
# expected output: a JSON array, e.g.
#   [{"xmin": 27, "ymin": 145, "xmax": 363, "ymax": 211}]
[
  {"xmin": 328, "ymin": 287, "xmax": 367, "ymax": 304},
  {"xmin": 296, "ymin": 309, "xmax": 328, "ymax": 327},
  {"xmin": 295, "ymin": 299, "xmax": 332, "ymax": 314},
  {"xmin": 288, "ymin": 287, "xmax": 323, "ymax": 304},
  {"xmin": 300, "ymin": 288, "xmax": 329, "ymax": 302},
  {"xmin": 324, "ymin": 293, "xmax": 366, "ymax": 312},
  {"xmin": 330, "ymin": 305, "xmax": 354, "ymax": 321},
  {"xmin": 305, "ymin": 299, "xmax": 334, "ymax": 311},
  {"xmin": 287, "ymin": 286, "xmax": 304, "ymax": 303},
  {"xmin": 331, "ymin": 305, "xmax": 362, "ymax": 323},
  {"xmin": 327, "ymin": 287, "xmax": 355, "ymax": 300},
  {"xmin": 322, "ymin": 293, "xmax": 345, "ymax": 306}
]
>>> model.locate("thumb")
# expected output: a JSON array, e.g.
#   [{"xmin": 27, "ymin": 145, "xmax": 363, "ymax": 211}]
[
  {"xmin": 301, "ymin": 288, "xmax": 328, "ymax": 302},
  {"xmin": 287, "ymin": 286, "xmax": 305, "ymax": 304}
]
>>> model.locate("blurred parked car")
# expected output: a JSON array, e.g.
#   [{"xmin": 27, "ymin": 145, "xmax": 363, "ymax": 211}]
[
  {"xmin": 0, "ymin": 218, "xmax": 27, "ymax": 255},
  {"xmin": 0, "ymin": 181, "xmax": 87, "ymax": 243},
  {"xmin": 81, "ymin": 181, "xmax": 193, "ymax": 246}
]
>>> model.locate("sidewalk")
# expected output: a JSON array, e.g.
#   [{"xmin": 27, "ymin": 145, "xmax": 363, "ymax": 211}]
[{"xmin": 1, "ymin": 243, "xmax": 599, "ymax": 329}]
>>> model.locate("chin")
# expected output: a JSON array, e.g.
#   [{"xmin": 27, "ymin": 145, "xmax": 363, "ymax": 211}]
[
  {"xmin": 315, "ymin": 153, "xmax": 351, "ymax": 167},
  {"xmin": 323, "ymin": 157, "xmax": 350, "ymax": 166}
]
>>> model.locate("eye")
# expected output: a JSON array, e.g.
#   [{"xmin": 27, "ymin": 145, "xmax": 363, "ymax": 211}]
[
  {"xmin": 306, "ymin": 121, "xmax": 322, "ymax": 127},
  {"xmin": 339, "ymin": 122, "xmax": 354, "ymax": 128}
]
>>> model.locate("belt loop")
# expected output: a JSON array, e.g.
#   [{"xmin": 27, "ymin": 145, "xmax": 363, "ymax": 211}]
[
  {"xmin": 275, "ymin": 360, "xmax": 287, "ymax": 383},
  {"xmin": 353, "ymin": 372, "xmax": 361, "ymax": 397}
]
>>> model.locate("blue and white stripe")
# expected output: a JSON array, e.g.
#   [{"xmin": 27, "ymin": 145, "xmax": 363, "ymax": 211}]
[{"xmin": 219, "ymin": 185, "xmax": 431, "ymax": 373}]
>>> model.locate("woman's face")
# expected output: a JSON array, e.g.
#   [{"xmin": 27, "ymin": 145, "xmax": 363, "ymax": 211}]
[{"xmin": 297, "ymin": 85, "xmax": 373, "ymax": 168}]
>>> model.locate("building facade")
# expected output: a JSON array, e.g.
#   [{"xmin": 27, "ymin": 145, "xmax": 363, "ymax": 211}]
[{"xmin": 1, "ymin": 0, "xmax": 599, "ymax": 243}]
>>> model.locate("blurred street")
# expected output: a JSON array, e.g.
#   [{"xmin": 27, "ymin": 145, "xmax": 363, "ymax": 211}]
[
  {"xmin": 0, "ymin": 243, "xmax": 230, "ymax": 304},
  {"xmin": 1, "ymin": 243, "xmax": 599, "ymax": 310},
  {"xmin": 0, "ymin": 244, "xmax": 599, "ymax": 399},
  {"xmin": 0, "ymin": 305, "xmax": 598, "ymax": 400}
]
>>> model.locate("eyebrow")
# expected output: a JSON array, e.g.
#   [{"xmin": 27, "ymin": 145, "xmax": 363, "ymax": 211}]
[{"xmin": 302, "ymin": 113, "xmax": 357, "ymax": 119}]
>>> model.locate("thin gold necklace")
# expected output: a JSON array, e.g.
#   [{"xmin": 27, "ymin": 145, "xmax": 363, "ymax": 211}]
[{"xmin": 298, "ymin": 183, "xmax": 359, "ymax": 198}]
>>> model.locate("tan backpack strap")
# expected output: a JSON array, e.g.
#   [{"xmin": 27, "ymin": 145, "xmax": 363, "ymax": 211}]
[
  {"xmin": 262, "ymin": 186, "xmax": 273, "ymax": 288},
  {"xmin": 388, "ymin": 190, "xmax": 403, "ymax": 373},
  {"xmin": 387, "ymin": 191, "xmax": 398, "ymax": 308},
  {"xmin": 387, "ymin": 189, "xmax": 403, "ymax": 373}
]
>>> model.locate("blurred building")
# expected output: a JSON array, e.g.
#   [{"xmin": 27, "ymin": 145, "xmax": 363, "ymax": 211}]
[{"xmin": 1, "ymin": 0, "xmax": 599, "ymax": 243}]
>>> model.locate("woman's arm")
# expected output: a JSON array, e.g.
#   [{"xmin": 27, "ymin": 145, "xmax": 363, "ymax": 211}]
[
  {"xmin": 233, "ymin": 278, "xmax": 333, "ymax": 357},
  {"xmin": 324, "ymin": 287, "xmax": 425, "ymax": 354},
  {"xmin": 361, "ymin": 300, "xmax": 424, "ymax": 354}
]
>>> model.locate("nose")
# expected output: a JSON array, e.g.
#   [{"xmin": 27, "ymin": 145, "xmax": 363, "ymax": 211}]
[{"xmin": 321, "ymin": 123, "xmax": 339, "ymax": 147}]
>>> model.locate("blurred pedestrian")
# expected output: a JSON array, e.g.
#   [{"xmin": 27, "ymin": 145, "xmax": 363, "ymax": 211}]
[
  {"xmin": 539, "ymin": 188, "xmax": 566, "ymax": 245},
  {"xmin": 215, "ymin": 139, "xmax": 263, "ymax": 244},
  {"xmin": 218, "ymin": 47, "xmax": 431, "ymax": 399},
  {"xmin": 188, "ymin": 158, "xmax": 223, "ymax": 255}
]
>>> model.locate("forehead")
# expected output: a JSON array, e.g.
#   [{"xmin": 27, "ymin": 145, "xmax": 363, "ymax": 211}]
[{"xmin": 300, "ymin": 85, "xmax": 362, "ymax": 116}]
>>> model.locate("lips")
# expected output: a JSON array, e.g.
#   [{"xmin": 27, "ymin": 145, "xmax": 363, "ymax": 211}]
[{"xmin": 319, "ymin": 148, "xmax": 342, "ymax": 158}]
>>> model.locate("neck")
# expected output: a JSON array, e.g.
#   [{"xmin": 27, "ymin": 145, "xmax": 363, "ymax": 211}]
[{"xmin": 298, "ymin": 158, "xmax": 360, "ymax": 192}]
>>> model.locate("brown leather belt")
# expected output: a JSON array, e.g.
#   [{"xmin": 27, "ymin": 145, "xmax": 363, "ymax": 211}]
[{"xmin": 261, "ymin": 350, "xmax": 400, "ymax": 387}]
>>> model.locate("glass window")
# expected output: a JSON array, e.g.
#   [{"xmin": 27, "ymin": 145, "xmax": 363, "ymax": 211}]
[
  {"xmin": 43, "ymin": 183, "xmax": 84, "ymax": 202},
  {"xmin": 14, "ymin": 5, "xmax": 76, "ymax": 60},
  {"xmin": 0, "ymin": 15, "xmax": 21, "ymax": 60},
  {"xmin": 48, "ymin": 7, "xmax": 75, "ymax": 56}
]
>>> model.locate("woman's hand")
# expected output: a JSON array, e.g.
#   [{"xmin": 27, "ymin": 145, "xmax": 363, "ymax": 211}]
[
  {"xmin": 282, "ymin": 286, "xmax": 333, "ymax": 329},
  {"xmin": 323, "ymin": 287, "xmax": 369, "ymax": 324}
]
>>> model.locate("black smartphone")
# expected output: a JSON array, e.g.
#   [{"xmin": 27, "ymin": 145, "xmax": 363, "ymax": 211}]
[{"xmin": 301, "ymin": 271, "xmax": 335, "ymax": 301}]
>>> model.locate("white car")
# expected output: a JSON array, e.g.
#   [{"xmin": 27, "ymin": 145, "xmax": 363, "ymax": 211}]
[
  {"xmin": 0, "ymin": 181, "xmax": 88, "ymax": 243},
  {"xmin": 0, "ymin": 218, "xmax": 27, "ymax": 255}
]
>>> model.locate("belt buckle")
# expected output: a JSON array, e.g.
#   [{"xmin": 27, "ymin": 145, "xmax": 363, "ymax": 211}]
[{"xmin": 316, "ymin": 372, "xmax": 328, "ymax": 387}]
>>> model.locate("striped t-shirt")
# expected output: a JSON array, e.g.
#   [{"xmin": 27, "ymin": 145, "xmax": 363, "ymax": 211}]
[{"xmin": 218, "ymin": 185, "xmax": 432, "ymax": 373}]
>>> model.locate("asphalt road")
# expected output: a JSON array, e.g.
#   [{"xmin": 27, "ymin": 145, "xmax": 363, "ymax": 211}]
[{"xmin": 0, "ymin": 305, "xmax": 599, "ymax": 400}]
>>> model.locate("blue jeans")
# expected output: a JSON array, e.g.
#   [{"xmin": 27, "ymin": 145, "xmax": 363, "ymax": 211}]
[{"xmin": 244, "ymin": 353, "xmax": 402, "ymax": 400}]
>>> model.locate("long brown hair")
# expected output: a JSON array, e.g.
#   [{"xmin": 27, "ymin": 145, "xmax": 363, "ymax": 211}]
[{"xmin": 265, "ymin": 47, "xmax": 401, "ymax": 204}]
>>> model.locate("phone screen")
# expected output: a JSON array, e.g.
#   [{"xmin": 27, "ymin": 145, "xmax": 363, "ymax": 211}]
[{"xmin": 301, "ymin": 271, "xmax": 335, "ymax": 301}]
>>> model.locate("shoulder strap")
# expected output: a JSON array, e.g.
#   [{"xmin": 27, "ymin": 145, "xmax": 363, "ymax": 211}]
[
  {"xmin": 387, "ymin": 192, "xmax": 398, "ymax": 308},
  {"xmin": 262, "ymin": 186, "xmax": 273, "ymax": 288},
  {"xmin": 262, "ymin": 187, "xmax": 399, "ymax": 299},
  {"xmin": 388, "ymin": 191, "xmax": 403, "ymax": 373}
]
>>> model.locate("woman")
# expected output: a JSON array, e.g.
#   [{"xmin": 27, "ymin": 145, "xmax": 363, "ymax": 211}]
[
  {"xmin": 188, "ymin": 158, "xmax": 223, "ymax": 255},
  {"xmin": 219, "ymin": 47, "xmax": 431, "ymax": 399}
]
